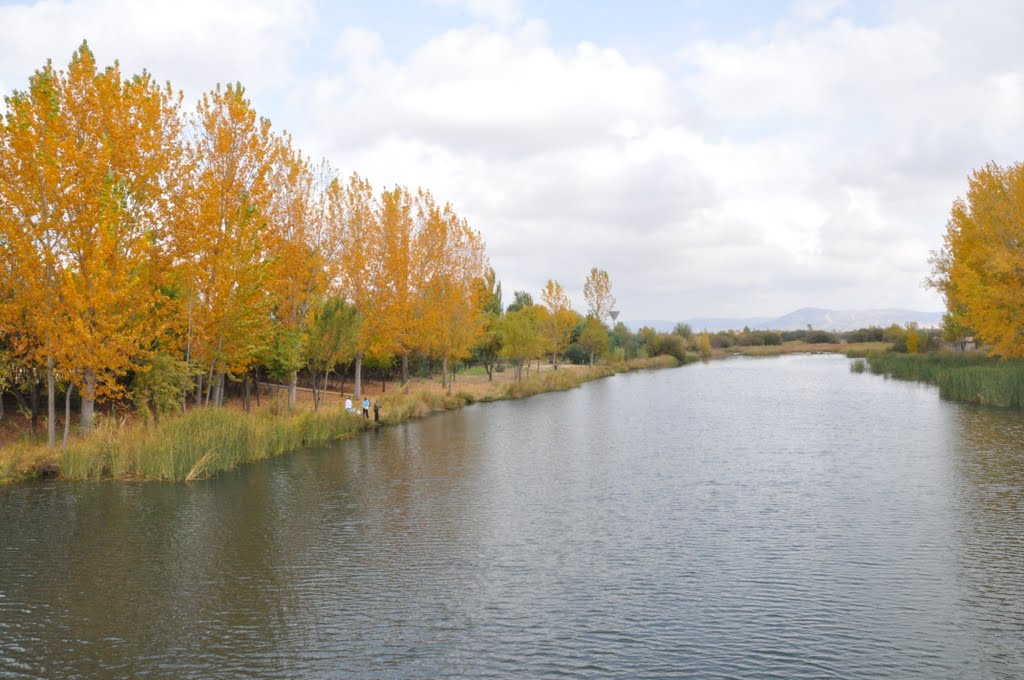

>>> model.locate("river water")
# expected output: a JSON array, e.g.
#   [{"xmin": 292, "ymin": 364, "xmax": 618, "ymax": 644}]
[{"xmin": 2, "ymin": 354, "xmax": 1023, "ymax": 678}]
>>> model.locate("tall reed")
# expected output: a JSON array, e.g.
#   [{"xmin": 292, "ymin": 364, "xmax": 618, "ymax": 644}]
[
  {"xmin": 867, "ymin": 351, "xmax": 1024, "ymax": 408},
  {"xmin": 54, "ymin": 406, "xmax": 367, "ymax": 482}
]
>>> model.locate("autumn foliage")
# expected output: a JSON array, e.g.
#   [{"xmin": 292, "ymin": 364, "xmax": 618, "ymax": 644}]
[
  {"xmin": 930, "ymin": 161, "xmax": 1024, "ymax": 357},
  {"xmin": 0, "ymin": 43, "xmax": 493, "ymax": 444},
  {"xmin": 0, "ymin": 44, "xmax": 639, "ymax": 451}
]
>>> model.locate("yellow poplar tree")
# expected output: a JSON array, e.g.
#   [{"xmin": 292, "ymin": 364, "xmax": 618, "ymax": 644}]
[
  {"xmin": 0, "ymin": 60, "xmax": 63, "ymax": 445},
  {"xmin": 176, "ymin": 83, "xmax": 277, "ymax": 406},
  {"xmin": 583, "ymin": 267, "xmax": 616, "ymax": 322},
  {"xmin": 333, "ymin": 173, "xmax": 379, "ymax": 398},
  {"xmin": 0, "ymin": 43, "xmax": 184, "ymax": 438},
  {"xmin": 264, "ymin": 134, "xmax": 323, "ymax": 409},
  {"xmin": 941, "ymin": 162, "xmax": 1024, "ymax": 357},
  {"xmin": 415, "ymin": 194, "xmax": 488, "ymax": 392},
  {"xmin": 540, "ymin": 279, "xmax": 576, "ymax": 369},
  {"xmin": 371, "ymin": 185, "xmax": 417, "ymax": 385}
]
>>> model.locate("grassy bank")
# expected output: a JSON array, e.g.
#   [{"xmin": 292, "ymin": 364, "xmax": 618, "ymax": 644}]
[
  {"xmin": 723, "ymin": 340, "xmax": 890, "ymax": 358},
  {"xmin": 0, "ymin": 356, "xmax": 679, "ymax": 483},
  {"xmin": 866, "ymin": 351, "xmax": 1024, "ymax": 408}
]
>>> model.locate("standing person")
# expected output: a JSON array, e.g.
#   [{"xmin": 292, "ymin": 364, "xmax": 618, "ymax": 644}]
[
  {"xmin": 362, "ymin": 397, "xmax": 370, "ymax": 419},
  {"xmin": 373, "ymin": 400, "xmax": 380, "ymax": 422},
  {"xmin": 345, "ymin": 396, "xmax": 353, "ymax": 413}
]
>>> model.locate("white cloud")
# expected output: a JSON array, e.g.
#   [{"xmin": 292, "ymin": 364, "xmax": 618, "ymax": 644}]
[
  {"xmin": 5, "ymin": 1, "xmax": 1020, "ymax": 319},
  {"xmin": 431, "ymin": 0, "xmax": 521, "ymax": 25},
  {"xmin": 0, "ymin": 0, "xmax": 313, "ymax": 106}
]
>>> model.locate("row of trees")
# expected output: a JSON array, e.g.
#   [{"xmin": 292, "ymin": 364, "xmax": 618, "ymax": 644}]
[
  {"xmin": 475, "ymin": 268, "xmax": 618, "ymax": 382},
  {"xmin": 0, "ymin": 44, "xmax": 490, "ymax": 446}
]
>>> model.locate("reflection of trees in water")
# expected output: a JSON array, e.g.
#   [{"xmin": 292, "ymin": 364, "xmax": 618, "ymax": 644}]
[
  {"xmin": 949, "ymin": 405, "xmax": 1024, "ymax": 670},
  {"xmin": 2, "ymin": 475, "xmax": 314, "ymax": 677},
  {"xmin": 315, "ymin": 412, "xmax": 485, "ymax": 566}
]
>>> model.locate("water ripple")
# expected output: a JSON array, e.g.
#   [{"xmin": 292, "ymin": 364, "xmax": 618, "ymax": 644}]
[{"xmin": 1, "ymin": 355, "xmax": 1023, "ymax": 678}]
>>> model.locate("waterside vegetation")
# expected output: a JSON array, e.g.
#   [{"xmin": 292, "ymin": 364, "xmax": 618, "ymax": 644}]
[
  {"xmin": 865, "ymin": 351, "xmax": 1024, "ymax": 409},
  {"xmin": 0, "ymin": 356, "xmax": 678, "ymax": 483}
]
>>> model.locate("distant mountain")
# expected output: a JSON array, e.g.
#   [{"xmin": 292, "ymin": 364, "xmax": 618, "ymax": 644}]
[{"xmin": 625, "ymin": 307, "xmax": 943, "ymax": 333}]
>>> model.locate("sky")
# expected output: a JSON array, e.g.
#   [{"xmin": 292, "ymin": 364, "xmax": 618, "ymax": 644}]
[{"xmin": 2, "ymin": 0, "xmax": 1022, "ymax": 321}]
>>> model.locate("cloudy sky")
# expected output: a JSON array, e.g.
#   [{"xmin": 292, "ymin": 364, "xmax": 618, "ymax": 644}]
[{"xmin": 2, "ymin": 0, "xmax": 1021, "ymax": 321}]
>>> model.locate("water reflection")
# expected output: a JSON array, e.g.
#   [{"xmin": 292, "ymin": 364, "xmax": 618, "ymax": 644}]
[
  {"xmin": 948, "ymin": 406, "xmax": 1024, "ymax": 676},
  {"xmin": 2, "ymin": 355, "xmax": 1024, "ymax": 678}
]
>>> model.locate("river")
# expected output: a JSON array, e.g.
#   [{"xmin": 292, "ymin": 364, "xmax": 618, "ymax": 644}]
[{"xmin": 2, "ymin": 354, "xmax": 1023, "ymax": 678}]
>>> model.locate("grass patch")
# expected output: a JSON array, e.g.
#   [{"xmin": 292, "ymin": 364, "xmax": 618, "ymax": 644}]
[
  {"xmin": 1, "ymin": 405, "xmax": 368, "ymax": 483},
  {"xmin": 850, "ymin": 358, "xmax": 867, "ymax": 373}
]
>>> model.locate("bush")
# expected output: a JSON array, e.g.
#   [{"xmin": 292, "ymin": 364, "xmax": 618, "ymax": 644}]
[
  {"xmin": 711, "ymin": 331, "xmax": 737, "ymax": 348},
  {"xmin": 648, "ymin": 333, "xmax": 689, "ymax": 362},
  {"xmin": 562, "ymin": 343, "xmax": 589, "ymax": 365},
  {"xmin": 806, "ymin": 330, "xmax": 839, "ymax": 344}
]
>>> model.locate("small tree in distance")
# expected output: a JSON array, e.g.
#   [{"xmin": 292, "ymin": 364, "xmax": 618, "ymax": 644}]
[{"xmin": 583, "ymin": 268, "xmax": 616, "ymax": 322}]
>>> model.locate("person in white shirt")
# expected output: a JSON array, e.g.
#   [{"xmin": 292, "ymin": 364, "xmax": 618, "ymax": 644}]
[{"xmin": 344, "ymin": 396, "xmax": 353, "ymax": 413}]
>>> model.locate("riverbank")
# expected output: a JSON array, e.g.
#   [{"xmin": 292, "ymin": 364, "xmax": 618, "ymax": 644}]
[
  {"xmin": 866, "ymin": 350, "xmax": 1024, "ymax": 408},
  {"xmin": 720, "ymin": 340, "xmax": 891, "ymax": 358},
  {"xmin": 0, "ymin": 356, "xmax": 680, "ymax": 483}
]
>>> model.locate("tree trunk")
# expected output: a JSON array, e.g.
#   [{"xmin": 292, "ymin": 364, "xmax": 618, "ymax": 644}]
[
  {"xmin": 80, "ymin": 368, "xmax": 96, "ymax": 433},
  {"xmin": 402, "ymin": 353, "xmax": 409, "ymax": 386},
  {"xmin": 589, "ymin": 350, "xmax": 594, "ymax": 367},
  {"xmin": 441, "ymin": 356, "xmax": 448, "ymax": 389},
  {"xmin": 242, "ymin": 375, "xmax": 251, "ymax": 413},
  {"xmin": 287, "ymin": 370, "xmax": 297, "ymax": 411},
  {"xmin": 195, "ymin": 373, "xmax": 203, "ymax": 408},
  {"xmin": 212, "ymin": 373, "xmax": 225, "ymax": 407},
  {"xmin": 63, "ymin": 382, "xmax": 73, "ymax": 447},
  {"xmin": 46, "ymin": 357, "xmax": 56, "ymax": 448},
  {"xmin": 311, "ymin": 371, "xmax": 321, "ymax": 412},
  {"xmin": 30, "ymin": 375, "xmax": 39, "ymax": 436},
  {"xmin": 354, "ymin": 352, "xmax": 363, "ymax": 399},
  {"xmin": 255, "ymin": 369, "xmax": 261, "ymax": 406},
  {"xmin": 205, "ymin": 362, "xmax": 216, "ymax": 406}
]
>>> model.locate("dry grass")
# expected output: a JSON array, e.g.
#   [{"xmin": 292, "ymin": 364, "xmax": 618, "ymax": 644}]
[
  {"xmin": 723, "ymin": 341, "xmax": 891, "ymax": 358},
  {"xmin": 1, "ymin": 356, "xmax": 681, "ymax": 484}
]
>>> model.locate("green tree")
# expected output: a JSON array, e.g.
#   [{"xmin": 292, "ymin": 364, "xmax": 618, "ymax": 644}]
[
  {"xmin": 305, "ymin": 296, "xmax": 361, "ymax": 412},
  {"xmin": 578, "ymin": 316, "xmax": 609, "ymax": 366},
  {"xmin": 672, "ymin": 323, "xmax": 693, "ymax": 341},
  {"xmin": 472, "ymin": 269, "xmax": 503, "ymax": 380},
  {"xmin": 506, "ymin": 290, "xmax": 533, "ymax": 313},
  {"xmin": 940, "ymin": 311, "xmax": 970, "ymax": 351},
  {"xmin": 497, "ymin": 307, "xmax": 544, "ymax": 381}
]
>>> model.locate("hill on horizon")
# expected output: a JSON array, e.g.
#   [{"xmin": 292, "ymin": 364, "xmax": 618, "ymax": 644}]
[{"xmin": 626, "ymin": 307, "xmax": 943, "ymax": 333}]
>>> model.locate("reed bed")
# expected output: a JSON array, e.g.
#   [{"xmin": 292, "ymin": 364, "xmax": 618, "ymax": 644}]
[
  {"xmin": 866, "ymin": 351, "xmax": 1024, "ymax": 408},
  {"xmin": 52, "ymin": 406, "xmax": 368, "ymax": 482}
]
